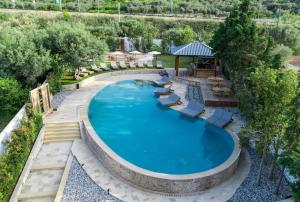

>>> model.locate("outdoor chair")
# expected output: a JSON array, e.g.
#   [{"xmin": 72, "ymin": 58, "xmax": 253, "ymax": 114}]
[
  {"xmin": 147, "ymin": 61, "xmax": 153, "ymax": 68},
  {"xmin": 110, "ymin": 61, "xmax": 119, "ymax": 70},
  {"xmin": 206, "ymin": 109, "xmax": 233, "ymax": 128},
  {"xmin": 137, "ymin": 61, "xmax": 145, "ymax": 68},
  {"xmin": 180, "ymin": 100, "xmax": 205, "ymax": 118},
  {"xmin": 80, "ymin": 67, "xmax": 93, "ymax": 75},
  {"xmin": 119, "ymin": 61, "xmax": 127, "ymax": 69},
  {"xmin": 129, "ymin": 61, "xmax": 137, "ymax": 68},
  {"xmin": 91, "ymin": 64, "xmax": 102, "ymax": 72},
  {"xmin": 100, "ymin": 63, "xmax": 110, "ymax": 71},
  {"xmin": 153, "ymin": 86, "xmax": 174, "ymax": 95},
  {"xmin": 158, "ymin": 93, "xmax": 182, "ymax": 107},
  {"xmin": 153, "ymin": 76, "xmax": 172, "ymax": 86},
  {"xmin": 156, "ymin": 61, "xmax": 163, "ymax": 69}
]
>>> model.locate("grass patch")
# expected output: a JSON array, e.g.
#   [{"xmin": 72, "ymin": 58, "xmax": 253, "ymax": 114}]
[
  {"xmin": 0, "ymin": 112, "xmax": 14, "ymax": 132},
  {"xmin": 60, "ymin": 68, "xmax": 149, "ymax": 85},
  {"xmin": 156, "ymin": 55, "xmax": 194, "ymax": 68}
]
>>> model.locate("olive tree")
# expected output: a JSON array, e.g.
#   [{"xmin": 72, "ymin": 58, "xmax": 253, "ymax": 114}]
[{"xmin": 43, "ymin": 22, "xmax": 108, "ymax": 71}]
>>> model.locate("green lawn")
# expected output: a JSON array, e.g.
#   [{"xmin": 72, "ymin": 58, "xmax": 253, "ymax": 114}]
[
  {"xmin": 0, "ymin": 112, "xmax": 14, "ymax": 132},
  {"xmin": 156, "ymin": 55, "xmax": 194, "ymax": 68}
]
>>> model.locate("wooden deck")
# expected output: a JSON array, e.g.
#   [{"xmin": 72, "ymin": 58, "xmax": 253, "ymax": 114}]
[{"xmin": 178, "ymin": 76, "xmax": 239, "ymax": 107}]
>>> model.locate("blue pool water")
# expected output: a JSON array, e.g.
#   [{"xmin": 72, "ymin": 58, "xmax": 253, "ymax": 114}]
[{"xmin": 89, "ymin": 80, "xmax": 234, "ymax": 175}]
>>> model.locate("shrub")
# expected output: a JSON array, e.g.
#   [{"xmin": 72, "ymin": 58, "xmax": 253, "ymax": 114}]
[
  {"xmin": 0, "ymin": 105, "xmax": 43, "ymax": 201},
  {"xmin": 0, "ymin": 78, "xmax": 27, "ymax": 114}
]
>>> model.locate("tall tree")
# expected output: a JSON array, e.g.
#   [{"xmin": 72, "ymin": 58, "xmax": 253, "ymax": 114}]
[
  {"xmin": 248, "ymin": 68, "xmax": 298, "ymax": 185},
  {"xmin": 211, "ymin": 0, "xmax": 272, "ymax": 87}
]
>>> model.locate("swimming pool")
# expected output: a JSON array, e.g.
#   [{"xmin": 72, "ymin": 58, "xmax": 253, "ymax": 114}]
[{"xmin": 88, "ymin": 80, "xmax": 234, "ymax": 175}]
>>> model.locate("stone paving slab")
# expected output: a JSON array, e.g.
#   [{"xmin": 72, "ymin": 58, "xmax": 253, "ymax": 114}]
[{"xmin": 71, "ymin": 139, "xmax": 250, "ymax": 202}]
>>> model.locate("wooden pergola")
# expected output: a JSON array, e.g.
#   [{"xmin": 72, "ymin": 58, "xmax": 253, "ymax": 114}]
[{"xmin": 171, "ymin": 42, "xmax": 217, "ymax": 77}]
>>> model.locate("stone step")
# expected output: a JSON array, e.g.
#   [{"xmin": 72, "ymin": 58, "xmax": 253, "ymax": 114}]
[
  {"xmin": 30, "ymin": 163, "xmax": 66, "ymax": 171},
  {"xmin": 44, "ymin": 135, "xmax": 80, "ymax": 141},
  {"xmin": 43, "ymin": 138, "xmax": 80, "ymax": 143},
  {"xmin": 44, "ymin": 129, "xmax": 80, "ymax": 136},
  {"xmin": 44, "ymin": 133, "xmax": 80, "ymax": 138},
  {"xmin": 46, "ymin": 122, "xmax": 78, "ymax": 127},
  {"xmin": 18, "ymin": 191, "xmax": 57, "ymax": 200},
  {"xmin": 45, "ymin": 126, "xmax": 79, "ymax": 132}
]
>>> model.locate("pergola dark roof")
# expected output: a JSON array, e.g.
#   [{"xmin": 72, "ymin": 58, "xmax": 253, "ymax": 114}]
[{"xmin": 171, "ymin": 42, "xmax": 214, "ymax": 58}]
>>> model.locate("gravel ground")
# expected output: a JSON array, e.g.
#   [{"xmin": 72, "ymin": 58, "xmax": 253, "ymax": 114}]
[
  {"xmin": 229, "ymin": 146, "xmax": 292, "ymax": 202},
  {"xmin": 62, "ymin": 158, "xmax": 123, "ymax": 202},
  {"xmin": 51, "ymin": 90, "xmax": 73, "ymax": 109}
]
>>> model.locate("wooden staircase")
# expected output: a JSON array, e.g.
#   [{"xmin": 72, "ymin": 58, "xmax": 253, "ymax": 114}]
[{"xmin": 44, "ymin": 122, "xmax": 81, "ymax": 143}]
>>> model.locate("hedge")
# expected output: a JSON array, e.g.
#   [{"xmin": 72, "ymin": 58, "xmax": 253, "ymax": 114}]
[{"xmin": 0, "ymin": 104, "xmax": 43, "ymax": 202}]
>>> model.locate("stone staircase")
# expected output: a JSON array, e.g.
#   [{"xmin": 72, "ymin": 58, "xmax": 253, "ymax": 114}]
[
  {"xmin": 16, "ymin": 122, "xmax": 80, "ymax": 202},
  {"xmin": 44, "ymin": 122, "xmax": 81, "ymax": 143}
]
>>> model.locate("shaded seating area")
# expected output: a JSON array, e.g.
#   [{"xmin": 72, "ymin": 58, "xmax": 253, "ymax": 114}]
[
  {"xmin": 206, "ymin": 109, "xmax": 233, "ymax": 128},
  {"xmin": 180, "ymin": 100, "xmax": 205, "ymax": 118},
  {"xmin": 158, "ymin": 93, "xmax": 181, "ymax": 107},
  {"xmin": 171, "ymin": 42, "xmax": 217, "ymax": 77},
  {"xmin": 154, "ymin": 86, "xmax": 174, "ymax": 95},
  {"xmin": 153, "ymin": 76, "xmax": 172, "ymax": 86}
]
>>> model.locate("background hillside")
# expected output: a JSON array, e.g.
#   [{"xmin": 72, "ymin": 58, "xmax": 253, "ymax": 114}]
[{"xmin": 0, "ymin": 0, "xmax": 300, "ymax": 18}]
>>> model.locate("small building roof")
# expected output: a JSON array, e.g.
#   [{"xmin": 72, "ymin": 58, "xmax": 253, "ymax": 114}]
[{"xmin": 171, "ymin": 42, "xmax": 214, "ymax": 57}]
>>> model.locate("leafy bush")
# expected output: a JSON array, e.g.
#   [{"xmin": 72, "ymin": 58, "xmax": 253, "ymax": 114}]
[
  {"xmin": 0, "ymin": 105, "xmax": 43, "ymax": 201},
  {"xmin": 0, "ymin": 78, "xmax": 27, "ymax": 114}
]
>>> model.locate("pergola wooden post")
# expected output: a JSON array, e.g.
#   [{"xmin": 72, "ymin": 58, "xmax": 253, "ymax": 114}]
[
  {"xmin": 214, "ymin": 58, "xmax": 217, "ymax": 77},
  {"xmin": 175, "ymin": 56, "xmax": 180, "ymax": 76}
]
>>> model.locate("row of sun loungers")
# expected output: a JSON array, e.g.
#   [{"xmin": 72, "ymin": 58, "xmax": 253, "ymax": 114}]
[{"xmin": 153, "ymin": 76, "xmax": 233, "ymax": 127}]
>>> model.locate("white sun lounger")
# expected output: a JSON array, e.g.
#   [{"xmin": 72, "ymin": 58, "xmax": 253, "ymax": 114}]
[
  {"xmin": 110, "ymin": 61, "xmax": 119, "ymax": 70},
  {"xmin": 119, "ymin": 61, "xmax": 127, "ymax": 69},
  {"xmin": 156, "ymin": 61, "xmax": 163, "ymax": 69},
  {"xmin": 91, "ymin": 64, "xmax": 102, "ymax": 72},
  {"xmin": 100, "ymin": 63, "xmax": 110, "ymax": 71}
]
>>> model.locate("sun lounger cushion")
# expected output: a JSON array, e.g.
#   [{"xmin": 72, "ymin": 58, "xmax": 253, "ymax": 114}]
[
  {"xmin": 206, "ymin": 109, "xmax": 233, "ymax": 128},
  {"xmin": 158, "ymin": 93, "xmax": 181, "ymax": 107},
  {"xmin": 180, "ymin": 101, "xmax": 205, "ymax": 118},
  {"xmin": 154, "ymin": 86, "xmax": 172, "ymax": 95}
]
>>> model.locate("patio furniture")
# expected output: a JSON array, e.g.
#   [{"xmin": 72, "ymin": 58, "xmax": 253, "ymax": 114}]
[
  {"xmin": 119, "ymin": 61, "xmax": 127, "ymax": 69},
  {"xmin": 206, "ymin": 109, "xmax": 233, "ymax": 128},
  {"xmin": 80, "ymin": 67, "xmax": 94, "ymax": 75},
  {"xmin": 137, "ymin": 61, "xmax": 145, "ymax": 68},
  {"xmin": 147, "ymin": 61, "xmax": 153, "ymax": 68},
  {"xmin": 180, "ymin": 100, "xmax": 205, "ymax": 118},
  {"xmin": 129, "ymin": 61, "xmax": 137, "ymax": 68},
  {"xmin": 153, "ymin": 86, "xmax": 174, "ymax": 95},
  {"xmin": 99, "ymin": 63, "xmax": 110, "ymax": 71},
  {"xmin": 110, "ymin": 61, "xmax": 119, "ymax": 70},
  {"xmin": 156, "ymin": 61, "xmax": 163, "ymax": 69},
  {"xmin": 153, "ymin": 76, "xmax": 172, "ymax": 86},
  {"xmin": 158, "ymin": 93, "xmax": 181, "ymax": 107},
  {"xmin": 91, "ymin": 64, "xmax": 102, "ymax": 72}
]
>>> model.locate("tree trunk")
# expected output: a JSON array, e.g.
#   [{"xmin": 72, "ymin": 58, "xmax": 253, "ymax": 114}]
[
  {"xmin": 268, "ymin": 152, "xmax": 278, "ymax": 180},
  {"xmin": 275, "ymin": 166, "xmax": 285, "ymax": 195},
  {"xmin": 257, "ymin": 142, "xmax": 268, "ymax": 186}
]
